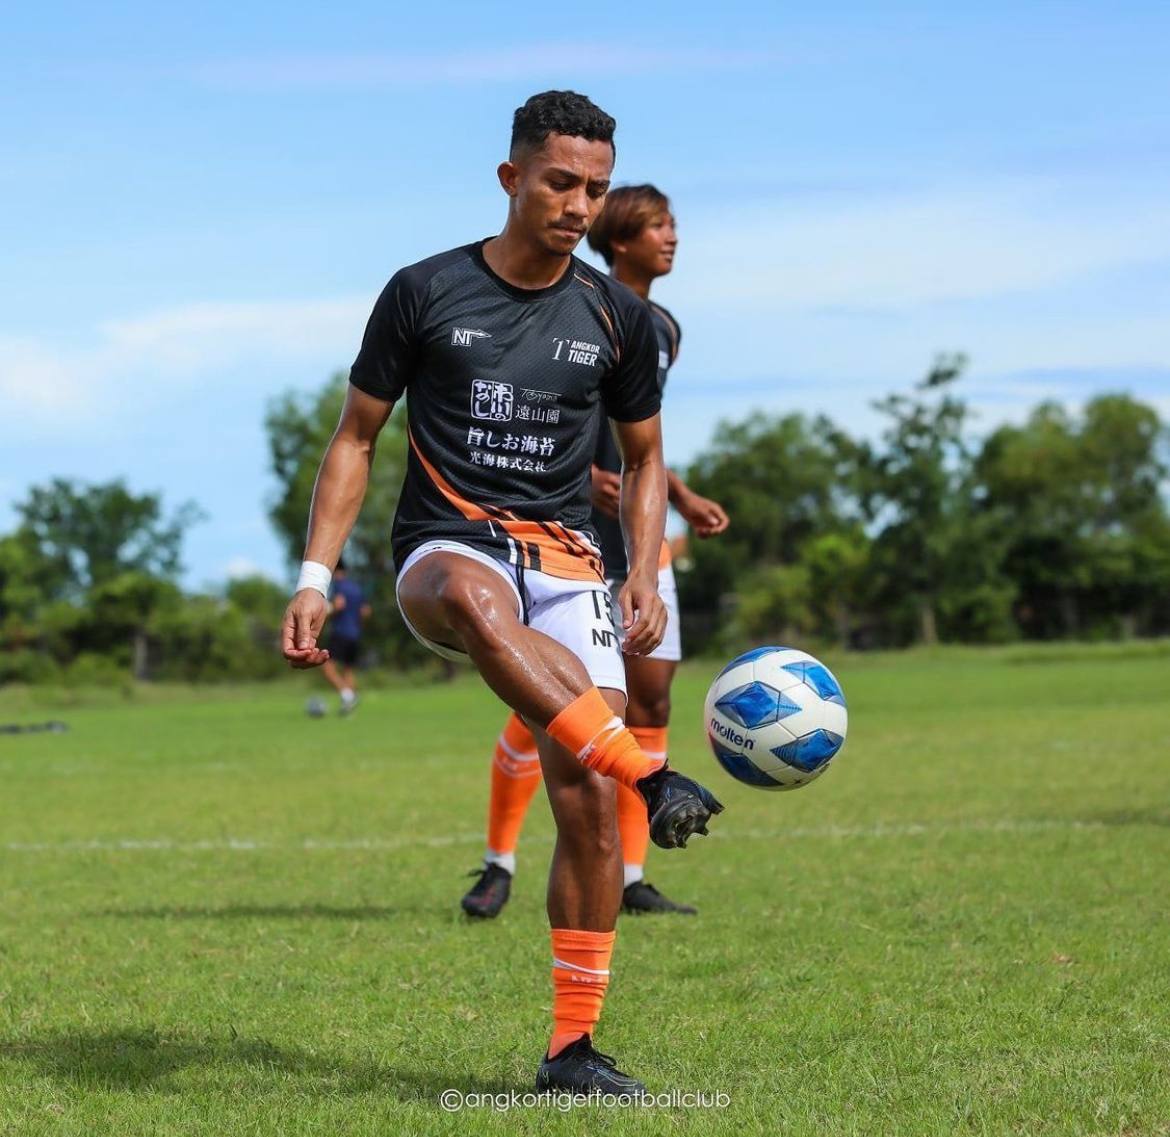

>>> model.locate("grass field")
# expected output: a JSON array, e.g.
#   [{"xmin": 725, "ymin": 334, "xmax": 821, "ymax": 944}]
[{"xmin": 2, "ymin": 645, "xmax": 1169, "ymax": 1136}]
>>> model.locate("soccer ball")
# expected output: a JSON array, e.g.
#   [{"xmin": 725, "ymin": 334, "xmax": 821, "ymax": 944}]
[
  {"xmin": 305, "ymin": 697, "xmax": 328, "ymax": 719},
  {"xmin": 704, "ymin": 646, "xmax": 848, "ymax": 790}
]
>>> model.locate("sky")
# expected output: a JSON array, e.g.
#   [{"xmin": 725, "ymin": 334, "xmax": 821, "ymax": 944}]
[{"xmin": 2, "ymin": 1, "xmax": 1168, "ymax": 589}]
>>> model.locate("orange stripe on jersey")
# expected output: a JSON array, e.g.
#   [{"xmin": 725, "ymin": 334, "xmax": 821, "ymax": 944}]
[
  {"xmin": 408, "ymin": 429, "xmax": 605, "ymax": 583},
  {"xmin": 409, "ymin": 428, "xmax": 495, "ymax": 522},
  {"xmin": 573, "ymin": 273, "xmax": 620, "ymax": 361},
  {"xmin": 658, "ymin": 538, "xmax": 672, "ymax": 571},
  {"xmin": 501, "ymin": 521, "xmax": 605, "ymax": 583}
]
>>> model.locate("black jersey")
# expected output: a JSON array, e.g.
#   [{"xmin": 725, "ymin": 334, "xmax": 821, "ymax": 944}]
[
  {"xmin": 348, "ymin": 240, "xmax": 661, "ymax": 582},
  {"xmin": 591, "ymin": 300, "xmax": 681, "ymax": 580}
]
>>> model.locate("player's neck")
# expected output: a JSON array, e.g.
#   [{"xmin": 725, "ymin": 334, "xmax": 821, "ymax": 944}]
[
  {"xmin": 483, "ymin": 228, "xmax": 572, "ymax": 291},
  {"xmin": 612, "ymin": 262, "xmax": 652, "ymax": 300}
]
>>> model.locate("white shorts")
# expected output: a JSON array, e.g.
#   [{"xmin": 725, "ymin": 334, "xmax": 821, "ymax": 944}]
[
  {"xmin": 396, "ymin": 540, "xmax": 627, "ymax": 695},
  {"xmin": 608, "ymin": 560, "xmax": 682, "ymax": 663}
]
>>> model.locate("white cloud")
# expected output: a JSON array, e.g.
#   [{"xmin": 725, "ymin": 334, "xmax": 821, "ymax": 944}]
[
  {"xmin": 0, "ymin": 297, "xmax": 370, "ymax": 424},
  {"xmin": 658, "ymin": 177, "xmax": 1170, "ymax": 403},
  {"xmin": 0, "ymin": 336, "xmax": 89, "ymax": 412},
  {"xmin": 3, "ymin": 177, "xmax": 1166, "ymax": 449},
  {"xmin": 190, "ymin": 45, "xmax": 782, "ymax": 91},
  {"xmin": 224, "ymin": 556, "xmax": 263, "ymax": 579},
  {"xmin": 679, "ymin": 179, "xmax": 1170, "ymax": 312},
  {"xmin": 99, "ymin": 298, "xmax": 369, "ymax": 370}
]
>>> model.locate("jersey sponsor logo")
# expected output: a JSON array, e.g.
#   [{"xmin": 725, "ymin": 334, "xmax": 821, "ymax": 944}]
[
  {"xmin": 471, "ymin": 380, "xmax": 513, "ymax": 421},
  {"xmin": 466, "ymin": 426, "xmax": 555, "ymax": 472},
  {"xmin": 452, "ymin": 327, "xmax": 492, "ymax": 346},
  {"xmin": 552, "ymin": 337, "xmax": 601, "ymax": 367},
  {"xmin": 521, "ymin": 388, "xmax": 559, "ymax": 404}
]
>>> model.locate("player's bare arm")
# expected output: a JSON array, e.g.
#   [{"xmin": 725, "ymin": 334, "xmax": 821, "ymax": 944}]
[
  {"xmin": 666, "ymin": 469, "xmax": 729, "ymax": 538},
  {"xmin": 590, "ymin": 462, "xmax": 621, "ymax": 518},
  {"xmin": 281, "ymin": 386, "xmax": 395, "ymax": 668},
  {"xmin": 613, "ymin": 413, "xmax": 668, "ymax": 655}
]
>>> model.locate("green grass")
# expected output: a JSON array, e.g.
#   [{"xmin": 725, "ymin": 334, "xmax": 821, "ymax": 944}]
[{"xmin": 1, "ymin": 645, "xmax": 1169, "ymax": 1136}]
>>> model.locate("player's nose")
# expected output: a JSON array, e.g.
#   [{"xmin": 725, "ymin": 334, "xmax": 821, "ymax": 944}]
[{"xmin": 564, "ymin": 189, "xmax": 588, "ymax": 219}]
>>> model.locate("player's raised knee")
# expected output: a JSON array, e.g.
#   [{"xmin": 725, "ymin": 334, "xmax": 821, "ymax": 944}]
[{"xmin": 434, "ymin": 571, "xmax": 511, "ymax": 639}]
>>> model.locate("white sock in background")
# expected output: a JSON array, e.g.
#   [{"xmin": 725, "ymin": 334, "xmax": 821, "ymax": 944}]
[{"xmin": 484, "ymin": 848, "xmax": 516, "ymax": 875}]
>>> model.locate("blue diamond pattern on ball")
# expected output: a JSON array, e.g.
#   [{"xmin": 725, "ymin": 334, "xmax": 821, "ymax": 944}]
[
  {"xmin": 709, "ymin": 737, "xmax": 783, "ymax": 788},
  {"xmin": 781, "ymin": 661, "xmax": 846, "ymax": 705},
  {"xmin": 714, "ymin": 682, "xmax": 801, "ymax": 729},
  {"xmin": 716, "ymin": 645, "xmax": 780, "ymax": 678},
  {"xmin": 771, "ymin": 729, "xmax": 844, "ymax": 771}
]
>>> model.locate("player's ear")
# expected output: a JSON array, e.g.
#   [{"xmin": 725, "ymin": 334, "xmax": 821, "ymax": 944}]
[{"xmin": 497, "ymin": 160, "xmax": 520, "ymax": 197}]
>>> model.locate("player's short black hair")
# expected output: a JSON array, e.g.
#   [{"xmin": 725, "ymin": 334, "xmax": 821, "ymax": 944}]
[{"xmin": 510, "ymin": 90, "xmax": 616, "ymax": 160}]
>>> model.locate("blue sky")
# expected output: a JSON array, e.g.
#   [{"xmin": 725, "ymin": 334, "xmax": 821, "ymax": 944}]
[{"xmin": 2, "ymin": 1, "xmax": 1168, "ymax": 587}]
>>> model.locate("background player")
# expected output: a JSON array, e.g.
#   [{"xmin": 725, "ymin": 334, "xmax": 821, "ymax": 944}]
[
  {"xmin": 280, "ymin": 92, "xmax": 724, "ymax": 1094},
  {"xmin": 319, "ymin": 557, "xmax": 371, "ymax": 714},
  {"xmin": 462, "ymin": 185, "xmax": 730, "ymax": 919}
]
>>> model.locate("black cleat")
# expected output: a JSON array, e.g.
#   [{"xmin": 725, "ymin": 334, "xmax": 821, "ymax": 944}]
[
  {"xmin": 636, "ymin": 766, "xmax": 724, "ymax": 850},
  {"xmin": 460, "ymin": 863, "xmax": 512, "ymax": 918},
  {"xmin": 535, "ymin": 1035, "xmax": 646, "ymax": 1096},
  {"xmin": 622, "ymin": 879, "xmax": 697, "ymax": 915}
]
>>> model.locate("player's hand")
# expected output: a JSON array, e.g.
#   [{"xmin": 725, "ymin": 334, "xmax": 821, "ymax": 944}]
[
  {"xmin": 679, "ymin": 492, "xmax": 729, "ymax": 538},
  {"xmin": 617, "ymin": 570, "xmax": 666, "ymax": 656},
  {"xmin": 590, "ymin": 465, "xmax": 621, "ymax": 519},
  {"xmin": 281, "ymin": 589, "xmax": 331, "ymax": 669}
]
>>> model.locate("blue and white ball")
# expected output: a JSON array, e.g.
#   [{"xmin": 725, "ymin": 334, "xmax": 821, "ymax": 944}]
[{"xmin": 704, "ymin": 646, "xmax": 848, "ymax": 790}]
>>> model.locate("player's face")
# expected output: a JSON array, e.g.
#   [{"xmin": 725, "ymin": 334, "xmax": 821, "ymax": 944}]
[
  {"xmin": 617, "ymin": 209, "xmax": 677, "ymax": 279},
  {"xmin": 505, "ymin": 133, "xmax": 614, "ymax": 257}
]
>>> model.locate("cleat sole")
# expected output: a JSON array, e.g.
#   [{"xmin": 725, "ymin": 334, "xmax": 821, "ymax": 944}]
[{"xmin": 650, "ymin": 799, "xmax": 712, "ymax": 850}]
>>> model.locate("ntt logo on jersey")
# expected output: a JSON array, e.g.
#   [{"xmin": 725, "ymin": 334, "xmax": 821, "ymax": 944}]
[
  {"xmin": 471, "ymin": 380, "xmax": 514, "ymax": 421},
  {"xmin": 452, "ymin": 327, "xmax": 492, "ymax": 346}
]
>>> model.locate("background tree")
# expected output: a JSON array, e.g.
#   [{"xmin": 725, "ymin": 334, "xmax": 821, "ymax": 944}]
[
  {"xmin": 15, "ymin": 478, "xmax": 202, "ymax": 600},
  {"xmin": 3, "ymin": 480, "xmax": 203, "ymax": 679},
  {"xmin": 680, "ymin": 412, "xmax": 865, "ymax": 650},
  {"xmin": 863, "ymin": 353, "xmax": 975, "ymax": 645},
  {"xmin": 264, "ymin": 373, "xmax": 426, "ymax": 666},
  {"xmin": 975, "ymin": 393, "xmax": 1170, "ymax": 638}
]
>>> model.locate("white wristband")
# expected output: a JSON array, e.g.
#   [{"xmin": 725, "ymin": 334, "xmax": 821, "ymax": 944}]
[{"xmin": 296, "ymin": 560, "xmax": 332, "ymax": 598}]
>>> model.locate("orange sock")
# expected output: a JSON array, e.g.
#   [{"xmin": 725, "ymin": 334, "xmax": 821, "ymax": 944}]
[
  {"xmin": 545, "ymin": 689, "xmax": 665, "ymax": 791},
  {"xmin": 629, "ymin": 725, "xmax": 668, "ymax": 765},
  {"xmin": 549, "ymin": 927, "xmax": 616, "ymax": 1058},
  {"xmin": 618, "ymin": 727, "xmax": 666, "ymax": 878},
  {"xmin": 486, "ymin": 713, "xmax": 542, "ymax": 866}
]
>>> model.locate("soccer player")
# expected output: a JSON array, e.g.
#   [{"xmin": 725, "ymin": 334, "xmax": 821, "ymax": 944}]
[
  {"xmin": 319, "ymin": 558, "xmax": 371, "ymax": 714},
  {"xmin": 463, "ymin": 186, "xmax": 729, "ymax": 920},
  {"xmin": 281, "ymin": 91, "xmax": 724, "ymax": 1094}
]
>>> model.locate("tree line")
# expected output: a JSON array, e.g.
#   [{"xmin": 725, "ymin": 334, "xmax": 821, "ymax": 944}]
[
  {"xmin": 681, "ymin": 357, "xmax": 1170, "ymax": 650},
  {"xmin": 1, "ymin": 358, "xmax": 1167, "ymax": 684}
]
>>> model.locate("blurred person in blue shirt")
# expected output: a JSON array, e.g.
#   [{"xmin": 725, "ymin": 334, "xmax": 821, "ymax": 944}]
[{"xmin": 321, "ymin": 558, "xmax": 372, "ymax": 713}]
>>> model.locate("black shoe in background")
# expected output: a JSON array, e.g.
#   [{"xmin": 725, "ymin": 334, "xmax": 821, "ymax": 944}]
[
  {"xmin": 460, "ymin": 863, "xmax": 512, "ymax": 918},
  {"xmin": 621, "ymin": 879, "xmax": 697, "ymax": 915}
]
